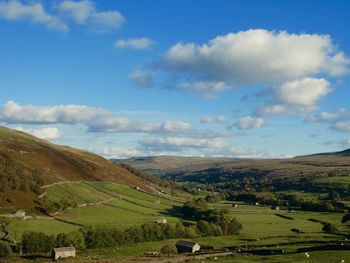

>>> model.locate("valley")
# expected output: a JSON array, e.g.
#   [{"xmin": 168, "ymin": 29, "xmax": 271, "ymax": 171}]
[{"xmin": 0, "ymin": 126, "xmax": 349, "ymax": 262}]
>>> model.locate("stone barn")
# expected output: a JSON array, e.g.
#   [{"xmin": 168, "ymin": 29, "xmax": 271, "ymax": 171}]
[
  {"xmin": 157, "ymin": 217, "xmax": 167, "ymax": 224},
  {"xmin": 52, "ymin": 247, "xmax": 76, "ymax": 260},
  {"xmin": 175, "ymin": 240, "xmax": 201, "ymax": 253}
]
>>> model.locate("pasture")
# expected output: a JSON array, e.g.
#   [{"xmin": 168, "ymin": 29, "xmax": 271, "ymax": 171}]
[{"xmin": 3, "ymin": 181, "xmax": 348, "ymax": 262}]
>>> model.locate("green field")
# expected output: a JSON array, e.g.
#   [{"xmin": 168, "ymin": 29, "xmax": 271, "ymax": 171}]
[
  {"xmin": 314, "ymin": 176, "xmax": 350, "ymax": 186},
  {"xmin": 7, "ymin": 219, "xmax": 79, "ymax": 242},
  {"xmin": 3, "ymin": 181, "xmax": 349, "ymax": 262},
  {"xmin": 186, "ymin": 251, "xmax": 350, "ymax": 263}
]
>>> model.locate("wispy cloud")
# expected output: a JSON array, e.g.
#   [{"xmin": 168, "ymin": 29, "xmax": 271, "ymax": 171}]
[
  {"xmin": 129, "ymin": 70, "xmax": 156, "ymax": 88},
  {"xmin": 200, "ymin": 115, "xmax": 227, "ymax": 124},
  {"xmin": 309, "ymin": 108, "xmax": 350, "ymax": 133},
  {"xmin": 0, "ymin": 0, "xmax": 68, "ymax": 32},
  {"xmin": 114, "ymin": 37, "xmax": 155, "ymax": 50},
  {"xmin": 234, "ymin": 116, "xmax": 265, "ymax": 130},
  {"xmin": 0, "ymin": 0, "xmax": 125, "ymax": 33},
  {"xmin": 57, "ymin": 0, "xmax": 124, "ymax": 32}
]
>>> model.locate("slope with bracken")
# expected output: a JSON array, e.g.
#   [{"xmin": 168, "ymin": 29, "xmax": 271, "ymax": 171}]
[{"xmin": 0, "ymin": 126, "xmax": 152, "ymax": 210}]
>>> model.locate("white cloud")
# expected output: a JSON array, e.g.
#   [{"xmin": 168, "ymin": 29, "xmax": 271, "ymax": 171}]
[
  {"xmin": 200, "ymin": 115, "xmax": 227, "ymax": 124},
  {"xmin": 98, "ymin": 146, "xmax": 145, "ymax": 159},
  {"xmin": 57, "ymin": 0, "xmax": 94, "ymax": 24},
  {"xmin": 236, "ymin": 116, "xmax": 265, "ymax": 130},
  {"xmin": 162, "ymin": 29, "xmax": 349, "ymax": 83},
  {"xmin": 256, "ymin": 78, "xmax": 332, "ymax": 116},
  {"xmin": 276, "ymin": 78, "xmax": 331, "ymax": 106},
  {"xmin": 58, "ymin": 0, "xmax": 124, "ymax": 31},
  {"xmin": 115, "ymin": 37, "xmax": 155, "ymax": 50},
  {"xmin": 0, "ymin": 101, "xmax": 192, "ymax": 134},
  {"xmin": 129, "ymin": 70, "xmax": 155, "ymax": 87},
  {"xmin": 332, "ymin": 122, "xmax": 350, "ymax": 132},
  {"xmin": 0, "ymin": 0, "xmax": 68, "ymax": 32},
  {"xmin": 0, "ymin": 101, "xmax": 108, "ymax": 124},
  {"xmin": 139, "ymin": 135, "xmax": 269, "ymax": 158},
  {"xmin": 318, "ymin": 108, "xmax": 350, "ymax": 122},
  {"xmin": 309, "ymin": 108, "xmax": 350, "ymax": 133},
  {"xmin": 89, "ymin": 118, "xmax": 192, "ymax": 133},
  {"xmin": 14, "ymin": 126, "xmax": 63, "ymax": 140},
  {"xmin": 342, "ymin": 139, "xmax": 350, "ymax": 148}
]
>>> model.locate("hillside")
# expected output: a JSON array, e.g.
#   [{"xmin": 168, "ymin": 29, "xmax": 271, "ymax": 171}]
[
  {"xmin": 0, "ymin": 126, "xmax": 152, "ymax": 209},
  {"xmin": 114, "ymin": 151, "xmax": 350, "ymax": 188}
]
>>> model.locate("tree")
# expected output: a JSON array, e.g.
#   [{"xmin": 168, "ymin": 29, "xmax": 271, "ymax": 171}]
[
  {"xmin": 328, "ymin": 191, "xmax": 340, "ymax": 201},
  {"xmin": 56, "ymin": 231, "xmax": 85, "ymax": 251},
  {"xmin": 160, "ymin": 244, "xmax": 177, "ymax": 254},
  {"xmin": 22, "ymin": 232, "xmax": 55, "ymax": 253},
  {"xmin": 197, "ymin": 220, "xmax": 214, "ymax": 236},
  {"xmin": 342, "ymin": 213, "xmax": 350, "ymax": 224},
  {"xmin": 0, "ymin": 243, "xmax": 11, "ymax": 257},
  {"xmin": 322, "ymin": 222, "xmax": 338, "ymax": 234}
]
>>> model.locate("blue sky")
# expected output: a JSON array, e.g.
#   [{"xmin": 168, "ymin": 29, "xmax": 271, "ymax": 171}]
[{"xmin": 0, "ymin": 0, "xmax": 350, "ymax": 158}]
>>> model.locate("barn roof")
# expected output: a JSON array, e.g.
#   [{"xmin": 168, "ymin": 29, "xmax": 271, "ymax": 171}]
[
  {"xmin": 53, "ymin": 247, "xmax": 75, "ymax": 252},
  {"xmin": 176, "ymin": 240, "xmax": 198, "ymax": 248}
]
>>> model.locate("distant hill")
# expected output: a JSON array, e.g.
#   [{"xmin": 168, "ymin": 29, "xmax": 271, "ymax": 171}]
[
  {"xmin": 113, "ymin": 156, "xmax": 234, "ymax": 176},
  {"xmin": 0, "ymin": 126, "xmax": 152, "ymax": 209},
  {"xmin": 301, "ymin": 148, "xmax": 350, "ymax": 157},
  {"xmin": 114, "ymin": 150, "xmax": 350, "ymax": 188}
]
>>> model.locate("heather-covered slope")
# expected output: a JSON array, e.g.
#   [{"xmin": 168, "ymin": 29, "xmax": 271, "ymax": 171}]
[{"xmin": 0, "ymin": 126, "xmax": 151, "ymax": 209}]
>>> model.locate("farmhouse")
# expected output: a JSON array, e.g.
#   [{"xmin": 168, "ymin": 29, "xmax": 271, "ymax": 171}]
[
  {"xmin": 52, "ymin": 247, "xmax": 76, "ymax": 260},
  {"xmin": 157, "ymin": 217, "xmax": 167, "ymax": 224},
  {"xmin": 175, "ymin": 240, "xmax": 201, "ymax": 253}
]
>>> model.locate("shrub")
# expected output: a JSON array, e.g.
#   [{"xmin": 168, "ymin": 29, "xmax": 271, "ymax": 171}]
[
  {"xmin": 160, "ymin": 244, "xmax": 177, "ymax": 254},
  {"xmin": 0, "ymin": 243, "xmax": 11, "ymax": 257}
]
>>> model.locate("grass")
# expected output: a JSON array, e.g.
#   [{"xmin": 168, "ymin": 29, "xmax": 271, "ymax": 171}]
[
  {"xmin": 7, "ymin": 218, "xmax": 79, "ymax": 242},
  {"xmin": 314, "ymin": 176, "xmax": 350, "ymax": 186},
  {"xmin": 45, "ymin": 182, "xmax": 112, "ymax": 204},
  {"xmin": 47, "ymin": 181, "xmax": 191, "ymax": 229},
  {"xmin": 186, "ymin": 251, "xmax": 350, "ymax": 263},
  {"xmin": 4, "ymin": 181, "xmax": 349, "ymax": 262}
]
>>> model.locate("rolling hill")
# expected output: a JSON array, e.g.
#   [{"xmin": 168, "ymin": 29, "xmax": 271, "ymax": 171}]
[
  {"xmin": 114, "ymin": 151, "xmax": 350, "ymax": 188},
  {"xmin": 0, "ymin": 126, "xmax": 152, "ymax": 209}
]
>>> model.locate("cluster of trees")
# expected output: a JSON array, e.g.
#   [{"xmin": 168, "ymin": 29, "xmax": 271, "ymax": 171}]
[
  {"xmin": 21, "ymin": 231, "xmax": 85, "ymax": 253},
  {"xmin": 20, "ymin": 219, "xmax": 227, "ymax": 253},
  {"xmin": 181, "ymin": 199, "xmax": 242, "ymax": 236},
  {"xmin": 322, "ymin": 222, "xmax": 339, "ymax": 234},
  {"xmin": 20, "ymin": 198, "xmax": 242, "ymax": 253},
  {"xmin": 83, "ymin": 222, "xmax": 200, "ymax": 249},
  {"xmin": 40, "ymin": 196, "xmax": 78, "ymax": 213},
  {"xmin": 227, "ymin": 190, "xmax": 347, "ymax": 213},
  {"xmin": 0, "ymin": 243, "xmax": 11, "ymax": 257}
]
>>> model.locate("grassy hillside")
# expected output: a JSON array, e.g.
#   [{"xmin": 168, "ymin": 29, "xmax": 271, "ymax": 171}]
[{"xmin": 0, "ymin": 126, "xmax": 152, "ymax": 210}]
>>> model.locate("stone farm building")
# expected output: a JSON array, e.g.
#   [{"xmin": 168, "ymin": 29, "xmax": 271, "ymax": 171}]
[
  {"xmin": 175, "ymin": 240, "xmax": 201, "ymax": 253},
  {"xmin": 52, "ymin": 247, "xmax": 76, "ymax": 260},
  {"xmin": 157, "ymin": 217, "xmax": 167, "ymax": 224}
]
